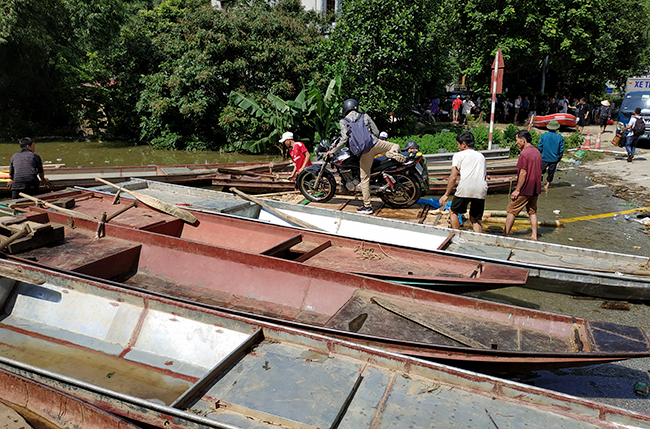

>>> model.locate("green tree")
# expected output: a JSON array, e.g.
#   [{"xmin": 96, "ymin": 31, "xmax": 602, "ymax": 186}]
[
  {"xmin": 0, "ymin": 0, "xmax": 145, "ymax": 137},
  {"xmin": 129, "ymin": 0, "xmax": 326, "ymax": 150},
  {"xmin": 317, "ymin": 0, "xmax": 455, "ymax": 129},
  {"xmin": 456, "ymin": 0, "xmax": 650, "ymax": 95}
]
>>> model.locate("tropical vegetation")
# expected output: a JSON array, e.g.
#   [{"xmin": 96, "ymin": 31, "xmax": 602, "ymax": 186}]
[{"xmin": 1, "ymin": 0, "xmax": 648, "ymax": 152}]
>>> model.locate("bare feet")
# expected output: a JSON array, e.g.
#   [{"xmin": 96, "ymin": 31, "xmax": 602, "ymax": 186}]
[{"xmin": 543, "ymin": 182, "xmax": 550, "ymax": 193}]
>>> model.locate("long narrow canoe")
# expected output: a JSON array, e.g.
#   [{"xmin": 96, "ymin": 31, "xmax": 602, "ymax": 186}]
[
  {"xmin": 0, "ymin": 368, "xmax": 141, "ymax": 429},
  {"xmin": 0, "ymin": 161, "xmax": 290, "ymax": 197},
  {"xmin": 22, "ymin": 189, "xmax": 529, "ymax": 291},
  {"xmin": 4, "ymin": 210, "xmax": 650, "ymax": 372},
  {"xmin": 82, "ymin": 179, "xmax": 650, "ymax": 301},
  {"xmin": 1, "ymin": 260, "xmax": 649, "ymax": 429}
]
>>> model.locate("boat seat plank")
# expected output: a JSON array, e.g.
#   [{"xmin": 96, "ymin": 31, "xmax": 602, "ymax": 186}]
[
  {"xmin": 202, "ymin": 348, "xmax": 363, "ymax": 429},
  {"xmin": 260, "ymin": 235, "xmax": 303, "ymax": 257},
  {"xmin": 171, "ymin": 329, "xmax": 264, "ymax": 410},
  {"xmin": 446, "ymin": 242, "xmax": 513, "ymax": 261},
  {"xmin": 294, "ymin": 241, "xmax": 332, "ymax": 263}
]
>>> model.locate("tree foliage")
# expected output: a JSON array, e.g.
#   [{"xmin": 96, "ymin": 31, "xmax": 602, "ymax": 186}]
[
  {"xmin": 318, "ymin": 0, "xmax": 455, "ymax": 128},
  {"xmin": 123, "ymin": 0, "xmax": 327, "ymax": 150},
  {"xmin": 456, "ymin": 0, "xmax": 650, "ymax": 95}
]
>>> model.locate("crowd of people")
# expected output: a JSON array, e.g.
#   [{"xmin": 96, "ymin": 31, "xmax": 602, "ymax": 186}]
[{"xmin": 421, "ymin": 93, "xmax": 615, "ymax": 133}]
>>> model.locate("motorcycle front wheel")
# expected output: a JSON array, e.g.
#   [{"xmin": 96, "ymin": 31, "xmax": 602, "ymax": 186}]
[
  {"xmin": 297, "ymin": 169, "xmax": 337, "ymax": 203},
  {"xmin": 379, "ymin": 172, "xmax": 421, "ymax": 208}
]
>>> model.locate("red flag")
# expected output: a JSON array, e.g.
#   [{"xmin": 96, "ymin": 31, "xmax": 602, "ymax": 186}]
[{"xmin": 492, "ymin": 49, "xmax": 504, "ymax": 94}]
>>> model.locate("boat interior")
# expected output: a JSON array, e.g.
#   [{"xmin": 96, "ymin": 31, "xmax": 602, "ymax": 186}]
[
  {"xmin": 0, "ymin": 266, "xmax": 610, "ymax": 429},
  {"xmin": 0, "ymin": 210, "xmax": 648, "ymax": 372}
]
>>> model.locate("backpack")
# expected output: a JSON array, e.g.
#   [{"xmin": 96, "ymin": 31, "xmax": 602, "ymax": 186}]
[
  {"xmin": 633, "ymin": 116, "xmax": 646, "ymax": 136},
  {"xmin": 344, "ymin": 114, "xmax": 374, "ymax": 156},
  {"xmin": 599, "ymin": 105, "xmax": 611, "ymax": 118}
]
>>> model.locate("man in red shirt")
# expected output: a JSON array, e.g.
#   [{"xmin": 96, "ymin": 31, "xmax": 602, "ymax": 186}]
[
  {"xmin": 280, "ymin": 132, "xmax": 312, "ymax": 180},
  {"xmin": 504, "ymin": 130, "xmax": 542, "ymax": 240},
  {"xmin": 451, "ymin": 95, "xmax": 462, "ymax": 123}
]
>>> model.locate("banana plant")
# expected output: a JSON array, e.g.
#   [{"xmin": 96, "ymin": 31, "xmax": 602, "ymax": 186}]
[
  {"xmin": 305, "ymin": 75, "xmax": 342, "ymax": 143},
  {"xmin": 229, "ymin": 90, "xmax": 307, "ymax": 153}
]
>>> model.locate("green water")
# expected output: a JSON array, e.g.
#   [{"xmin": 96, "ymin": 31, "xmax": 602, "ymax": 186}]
[{"xmin": 0, "ymin": 140, "xmax": 278, "ymax": 168}]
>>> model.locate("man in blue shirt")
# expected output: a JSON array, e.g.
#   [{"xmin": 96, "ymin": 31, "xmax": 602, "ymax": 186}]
[{"xmin": 538, "ymin": 120, "xmax": 564, "ymax": 192}]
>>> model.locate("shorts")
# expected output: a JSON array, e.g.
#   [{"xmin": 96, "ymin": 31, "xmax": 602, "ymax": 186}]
[
  {"xmin": 541, "ymin": 161, "xmax": 558, "ymax": 183},
  {"xmin": 450, "ymin": 196, "xmax": 485, "ymax": 220},
  {"xmin": 506, "ymin": 194, "xmax": 538, "ymax": 216},
  {"xmin": 577, "ymin": 116, "xmax": 586, "ymax": 127},
  {"xmin": 598, "ymin": 117, "xmax": 609, "ymax": 126}
]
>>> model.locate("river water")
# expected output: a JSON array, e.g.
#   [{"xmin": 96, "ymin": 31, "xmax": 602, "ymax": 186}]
[
  {"xmin": 3, "ymin": 140, "xmax": 650, "ymax": 416},
  {"xmin": 0, "ymin": 140, "xmax": 281, "ymax": 168}
]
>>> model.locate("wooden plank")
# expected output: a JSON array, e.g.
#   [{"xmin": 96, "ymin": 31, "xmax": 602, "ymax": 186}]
[
  {"xmin": 261, "ymin": 235, "xmax": 303, "ymax": 257},
  {"xmin": 294, "ymin": 241, "xmax": 332, "ymax": 263}
]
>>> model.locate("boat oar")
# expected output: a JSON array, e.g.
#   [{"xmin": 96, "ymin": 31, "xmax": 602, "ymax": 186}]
[
  {"xmin": 94, "ymin": 177, "xmax": 197, "ymax": 225},
  {"xmin": 231, "ymin": 188, "xmax": 325, "ymax": 232},
  {"xmin": 19, "ymin": 193, "xmax": 97, "ymax": 222}
]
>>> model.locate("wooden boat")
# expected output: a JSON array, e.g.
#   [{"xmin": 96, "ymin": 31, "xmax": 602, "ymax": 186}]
[
  {"xmin": 82, "ymin": 179, "xmax": 650, "ymax": 301},
  {"xmin": 213, "ymin": 168, "xmax": 517, "ymax": 195},
  {"xmin": 0, "ymin": 161, "xmax": 290, "ymax": 197},
  {"xmin": 1, "ymin": 261, "xmax": 649, "ymax": 429},
  {"xmin": 532, "ymin": 113, "xmax": 578, "ymax": 128},
  {"xmin": 20, "ymin": 189, "xmax": 529, "ymax": 291},
  {"xmin": 2, "ymin": 210, "xmax": 650, "ymax": 372},
  {"xmin": 0, "ymin": 368, "xmax": 141, "ymax": 429}
]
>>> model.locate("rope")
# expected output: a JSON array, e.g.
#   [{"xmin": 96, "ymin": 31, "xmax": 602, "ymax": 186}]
[{"xmin": 354, "ymin": 242, "xmax": 384, "ymax": 260}]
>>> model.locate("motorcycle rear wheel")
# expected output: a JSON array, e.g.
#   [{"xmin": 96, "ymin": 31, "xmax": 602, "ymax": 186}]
[
  {"xmin": 379, "ymin": 172, "xmax": 421, "ymax": 208},
  {"xmin": 297, "ymin": 169, "xmax": 337, "ymax": 203}
]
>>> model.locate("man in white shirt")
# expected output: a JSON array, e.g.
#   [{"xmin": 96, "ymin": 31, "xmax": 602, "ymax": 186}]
[
  {"xmin": 461, "ymin": 97, "xmax": 475, "ymax": 124},
  {"xmin": 558, "ymin": 96, "xmax": 569, "ymax": 113},
  {"xmin": 438, "ymin": 132, "xmax": 488, "ymax": 232}
]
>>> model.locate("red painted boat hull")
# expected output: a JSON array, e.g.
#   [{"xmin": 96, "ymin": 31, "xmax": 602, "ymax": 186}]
[
  {"xmin": 5, "ymin": 210, "xmax": 650, "ymax": 372},
  {"xmin": 24, "ymin": 190, "xmax": 529, "ymax": 291}
]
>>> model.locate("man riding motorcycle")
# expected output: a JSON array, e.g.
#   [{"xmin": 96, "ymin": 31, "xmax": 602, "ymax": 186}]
[{"xmin": 328, "ymin": 99, "xmax": 406, "ymax": 214}]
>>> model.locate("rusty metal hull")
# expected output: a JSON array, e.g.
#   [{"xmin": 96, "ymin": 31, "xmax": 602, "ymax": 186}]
[
  {"xmin": 0, "ymin": 260, "xmax": 650, "ymax": 429},
  {"xmin": 83, "ymin": 179, "xmax": 650, "ymax": 301},
  {"xmin": 24, "ymin": 190, "xmax": 529, "ymax": 292},
  {"xmin": 6, "ymin": 211, "xmax": 650, "ymax": 372},
  {"xmin": 0, "ymin": 367, "xmax": 140, "ymax": 428}
]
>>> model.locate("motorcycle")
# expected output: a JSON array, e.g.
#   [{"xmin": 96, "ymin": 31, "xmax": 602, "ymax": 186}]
[{"xmin": 296, "ymin": 138, "xmax": 429, "ymax": 208}]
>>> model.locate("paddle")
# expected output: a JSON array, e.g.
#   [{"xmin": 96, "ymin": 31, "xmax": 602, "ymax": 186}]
[
  {"xmin": 19, "ymin": 193, "xmax": 97, "ymax": 222},
  {"xmin": 94, "ymin": 177, "xmax": 197, "ymax": 225},
  {"xmin": 231, "ymin": 188, "xmax": 325, "ymax": 232}
]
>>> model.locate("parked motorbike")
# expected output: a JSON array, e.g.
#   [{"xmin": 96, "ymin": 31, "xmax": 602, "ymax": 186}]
[{"xmin": 296, "ymin": 138, "xmax": 429, "ymax": 208}]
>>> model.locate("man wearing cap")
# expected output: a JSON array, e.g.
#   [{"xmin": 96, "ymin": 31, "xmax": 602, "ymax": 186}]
[
  {"xmin": 598, "ymin": 100, "xmax": 611, "ymax": 134},
  {"xmin": 538, "ymin": 120, "xmax": 564, "ymax": 192},
  {"xmin": 280, "ymin": 132, "xmax": 311, "ymax": 180}
]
